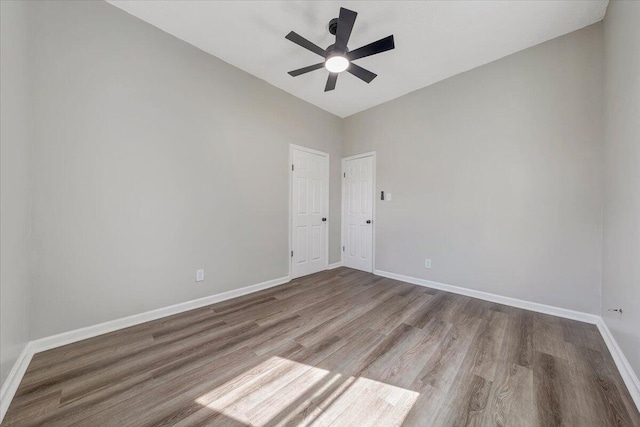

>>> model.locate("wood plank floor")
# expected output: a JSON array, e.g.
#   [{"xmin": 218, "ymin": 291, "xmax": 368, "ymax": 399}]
[{"xmin": 3, "ymin": 267, "xmax": 639, "ymax": 426}]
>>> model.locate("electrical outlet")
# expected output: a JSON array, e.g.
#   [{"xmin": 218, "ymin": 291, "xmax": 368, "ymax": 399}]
[
  {"xmin": 424, "ymin": 259, "xmax": 431, "ymax": 269},
  {"xmin": 196, "ymin": 269, "xmax": 205, "ymax": 282}
]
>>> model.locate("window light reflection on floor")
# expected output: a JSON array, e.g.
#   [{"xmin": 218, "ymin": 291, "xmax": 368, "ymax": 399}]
[{"xmin": 194, "ymin": 356, "xmax": 420, "ymax": 426}]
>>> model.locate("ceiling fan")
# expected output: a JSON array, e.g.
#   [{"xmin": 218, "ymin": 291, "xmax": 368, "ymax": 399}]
[{"xmin": 285, "ymin": 7, "xmax": 395, "ymax": 92}]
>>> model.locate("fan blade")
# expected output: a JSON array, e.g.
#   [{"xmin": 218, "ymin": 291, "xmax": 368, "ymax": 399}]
[
  {"xmin": 347, "ymin": 35, "xmax": 395, "ymax": 61},
  {"xmin": 288, "ymin": 63, "xmax": 325, "ymax": 77},
  {"xmin": 325, "ymin": 73, "xmax": 338, "ymax": 92},
  {"xmin": 347, "ymin": 63, "xmax": 377, "ymax": 83},
  {"xmin": 285, "ymin": 31, "xmax": 327, "ymax": 57},
  {"xmin": 335, "ymin": 7, "xmax": 357, "ymax": 52}
]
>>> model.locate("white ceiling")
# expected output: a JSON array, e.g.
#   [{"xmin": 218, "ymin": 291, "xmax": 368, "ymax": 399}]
[{"xmin": 107, "ymin": 1, "xmax": 608, "ymax": 118}]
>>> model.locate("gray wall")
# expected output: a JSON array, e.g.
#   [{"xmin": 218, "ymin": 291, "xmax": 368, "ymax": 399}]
[
  {"xmin": 0, "ymin": 1, "xmax": 32, "ymax": 385},
  {"xmin": 602, "ymin": 0, "xmax": 640, "ymax": 376},
  {"xmin": 344, "ymin": 24, "xmax": 604, "ymax": 314},
  {"xmin": 28, "ymin": 0, "xmax": 343, "ymax": 339}
]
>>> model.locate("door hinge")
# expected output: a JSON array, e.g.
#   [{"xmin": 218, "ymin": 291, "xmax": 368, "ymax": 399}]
[
  {"xmin": 343, "ymin": 172, "xmax": 346, "ymax": 178},
  {"xmin": 292, "ymin": 164, "xmax": 294, "ymax": 171},
  {"xmin": 291, "ymin": 250, "xmax": 294, "ymax": 257},
  {"xmin": 342, "ymin": 246, "xmax": 345, "ymax": 252}
]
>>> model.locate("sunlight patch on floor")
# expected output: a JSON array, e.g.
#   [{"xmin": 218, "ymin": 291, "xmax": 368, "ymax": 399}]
[{"xmin": 195, "ymin": 356, "xmax": 419, "ymax": 426}]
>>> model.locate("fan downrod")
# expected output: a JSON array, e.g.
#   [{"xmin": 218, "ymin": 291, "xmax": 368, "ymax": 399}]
[{"xmin": 328, "ymin": 18, "xmax": 338, "ymax": 35}]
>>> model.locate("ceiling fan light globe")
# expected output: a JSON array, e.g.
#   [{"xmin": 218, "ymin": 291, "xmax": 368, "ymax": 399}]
[{"xmin": 325, "ymin": 56, "xmax": 349, "ymax": 73}]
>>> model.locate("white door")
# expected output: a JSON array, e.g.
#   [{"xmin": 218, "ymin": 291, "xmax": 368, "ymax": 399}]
[
  {"xmin": 291, "ymin": 146, "xmax": 329, "ymax": 279},
  {"xmin": 342, "ymin": 154, "xmax": 374, "ymax": 272}
]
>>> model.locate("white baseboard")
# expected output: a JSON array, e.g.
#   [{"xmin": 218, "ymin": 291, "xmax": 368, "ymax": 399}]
[
  {"xmin": 374, "ymin": 269, "xmax": 600, "ymax": 324},
  {"xmin": 596, "ymin": 319, "xmax": 640, "ymax": 410},
  {"xmin": 28, "ymin": 275, "xmax": 290, "ymax": 354},
  {"xmin": 0, "ymin": 274, "xmax": 290, "ymax": 423},
  {"xmin": 0, "ymin": 343, "xmax": 34, "ymax": 422},
  {"xmin": 327, "ymin": 262, "xmax": 343, "ymax": 270}
]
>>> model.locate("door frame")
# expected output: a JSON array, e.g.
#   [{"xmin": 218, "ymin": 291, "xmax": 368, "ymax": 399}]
[
  {"xmin": 341, "ymin": 151, "xmax": 376, "ymax": 273},
  {"xmin": 289, "ymin": 144, "xmax": 330, "ymax": 280}
]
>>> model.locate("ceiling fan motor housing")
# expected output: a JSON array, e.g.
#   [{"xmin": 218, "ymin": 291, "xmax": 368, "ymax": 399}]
[{"xmin": 325, "ymin": 43, "xmax": 348, "ymax": 58}]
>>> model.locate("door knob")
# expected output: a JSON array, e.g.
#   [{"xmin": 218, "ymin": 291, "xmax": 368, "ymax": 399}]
[
  {"xmin": 366, "ymin": 220, "xmax": 371, "ymax": 224},
  {"xmin": 322, "ymin": 218, "xmax": 327, "ymax": 222}
]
